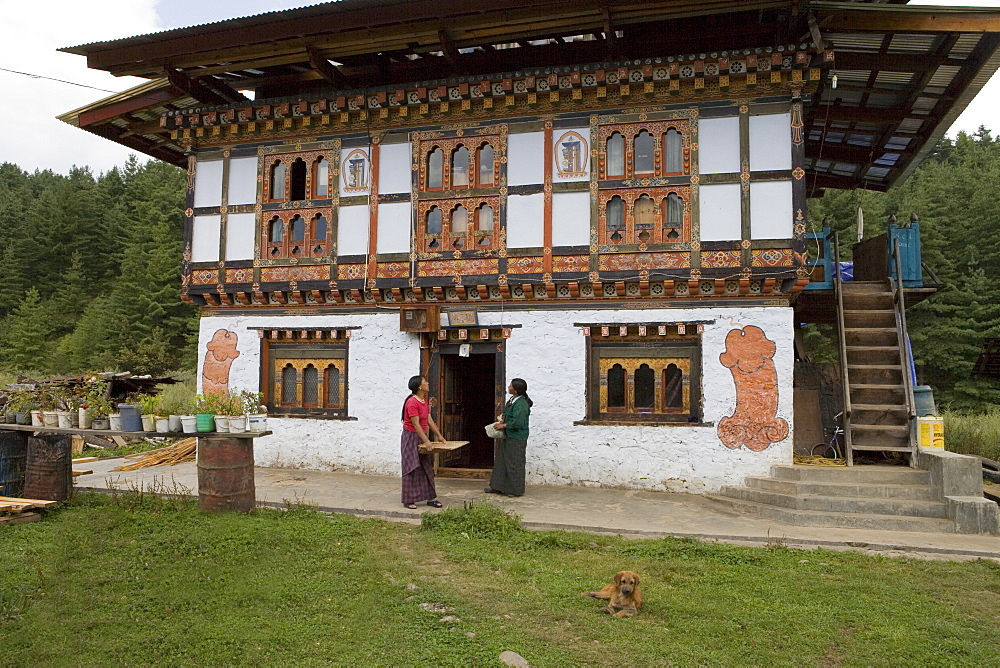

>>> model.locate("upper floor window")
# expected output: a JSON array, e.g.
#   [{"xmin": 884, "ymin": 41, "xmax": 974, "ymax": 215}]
[
  {"xmin": 598, "ymin": 188, "xmax": 691, "ymax": 245},
  {"xmin": 452, "ymin": 146, "xmax": 470, "ymax": 187},
  {"xmin": 264, "ymin": 150, "xmax": 333, "ymax": 203},
  {"xmin": 290, "ymin": 158, "xmax": 307, "ymax": 200},
  {"xmin": 270, "ymin": 161, "xmax": 286, "ymax": 199},
  {"xmin": 598, "ymin": 121, "xmax": 690, "ymax": 179},
  {"xmin": 264, "ymin": 208, "xmax": 330, "ymax": 259},
  {"xmin": 427, "ymin": 148, "xmax": 444, "ymax": 189},
  {"xmin": 314, "ymin": 157, "xmax": 329, "ymax": 198},
  {"xmin": 477, "ymin": 144, "xmax": 495, "ymax": 186},
  {"xmin": 418, "ymin": 134, "xmax": 501, "ymax": 192},
  {"xmin": 418, "ymin": 197, "xmax": 500, "ymax": 251}
]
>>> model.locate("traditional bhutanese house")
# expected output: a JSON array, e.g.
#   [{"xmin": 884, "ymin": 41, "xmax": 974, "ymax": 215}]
[{"xmin": 58, "ymin": 1, "xmax": 1000, "ymax": 500}]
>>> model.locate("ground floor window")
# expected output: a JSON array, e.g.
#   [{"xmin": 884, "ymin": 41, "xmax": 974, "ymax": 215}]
[
  {"xmin": 258, "ymin": 328, "xmax": 353, "ymax": 418},
  {"xmin": 582, "ymin": 323, "xmax": 703, "ymax": 424}
]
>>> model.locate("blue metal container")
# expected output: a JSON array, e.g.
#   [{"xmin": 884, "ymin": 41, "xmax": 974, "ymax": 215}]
[
  {"xmin": 887, "ymin": 222, "xmax": 923, "ymax": 288},
  {"xmin": 118, "ymin": 404, "xmax": 143, "ymax": 432},
  {"xmin": 913, "ymin": 385, "xmax": 936, "ymax": 417}
]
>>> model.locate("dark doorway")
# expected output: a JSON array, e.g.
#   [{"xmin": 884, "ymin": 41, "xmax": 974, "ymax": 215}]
[{"xmin": 437, "ymin": 351, "xmax": 498, "ymax": 474}]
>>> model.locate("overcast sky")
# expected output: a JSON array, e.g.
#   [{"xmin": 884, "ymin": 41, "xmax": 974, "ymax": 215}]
[{"xmin": 2, "ymin": 0, "xmax": 999, "ymax": 175}]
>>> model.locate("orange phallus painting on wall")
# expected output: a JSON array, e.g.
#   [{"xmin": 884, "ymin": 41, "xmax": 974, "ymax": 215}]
[
  {"xmin": 718, "ymin": 325, "xmax": 788, "ymax": 451},
  {"xmin": 203, "ymin": 329, "xmax": 240, "ymax": 394}
]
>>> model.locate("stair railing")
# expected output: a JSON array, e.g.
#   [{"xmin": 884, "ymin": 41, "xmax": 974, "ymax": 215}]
[
  {"xmin": 833, "ymin": 230, "xmax": 854, "ymax": 465},
  {"xmin": 891, "ymin": 238, "xmax": 918, "ymax": 464}
]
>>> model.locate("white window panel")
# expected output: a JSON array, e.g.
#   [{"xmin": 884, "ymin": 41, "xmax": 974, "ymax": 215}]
[
  {"xmin": 193, "ymin": 159, "xmax": 223, "ymax": 208},
  {"xmin": 191, "ymin": 215, "xmax": 221, "ymax": 262},
  {"xmin": 377, "ymin": 142, "xmax": 412, "ymax": 194},
  {"xmin": 506, "ymin": 193, "xmax": 544, "ymax": 248},
  {"xmin": 227, "ymin": 156, "xmax": 258, "ymax": 205},
  {"xmin": 225, "ymin": 213, "xmax": 256, "ymax": 260},
  {"xmin": 552, "ymin": 191, "xmax": 591, "ymax": 246},
  {"xmin": 698, "ymin": 116, "xmax": 740, "ymax": 175},
  {"xmin": 750, "ymin": 181, "xmax": 793, "ymax": 239},
  {"xmin": 507, "ymin": 132, "xmax": 544, "ymax": 186},
  {"xmin": 377, "ymin": 202, "xmax": 412, "ymax": 254},
  {"xmin": 698, "ymin": 183, "xmax": 742, "ymax": 241},
  {"xmin": 749, "ymin": 113, "xmax": 791, "ymax": 172},
  {"xmin": 337, "ymin": 205, "xmax": 370, "ymax": 256}
]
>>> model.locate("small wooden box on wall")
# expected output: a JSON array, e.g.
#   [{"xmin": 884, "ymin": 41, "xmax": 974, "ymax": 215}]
[{"xmin": 399, "ymin": 305, "xmax": 440, "ymax": 332}]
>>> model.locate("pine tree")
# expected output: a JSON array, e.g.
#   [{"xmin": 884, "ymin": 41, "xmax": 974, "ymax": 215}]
[{"xmin": 1, "ymin": 288, "xmax": 54, "ymax": 373}]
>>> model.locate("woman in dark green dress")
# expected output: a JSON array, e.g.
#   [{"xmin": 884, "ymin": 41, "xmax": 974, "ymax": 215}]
[{"xmin": 485, "ymin": 378, "xmax": 533, "ymax": 497}]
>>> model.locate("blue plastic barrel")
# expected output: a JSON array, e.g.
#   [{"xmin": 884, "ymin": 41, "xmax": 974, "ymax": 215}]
[
  {"xmin": 913, "ymin": 385, "xmax": 936, "ymax": 417},
  {"xmin": 118, "ymin": 404, "xmax": 143, "ymax": 431},
  {"xmin": 0, "ymin": 432, "xmax": 27, "ymax": 497}
]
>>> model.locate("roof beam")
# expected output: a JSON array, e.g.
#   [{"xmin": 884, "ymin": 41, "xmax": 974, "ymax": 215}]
[
  {"xmin": 307, "ymin": 47, "xmax": 352, "ymax": 89},
  {"xmin": 816, "ymin": 6, "xmax": 1000, "ymax": 33},
  {"xmin": 817, "ymin": 105, "xmax": 914, "ymax": 124},
  {"xmin": 832, "ymin": 51, "xmax": 961, "ymax": 72},
  {"xmin": 78, "ymin": 87, "xmax": 179, "ymax": 127},
  {"xmin": 163, "ymin": 67, "xmax": 239, "ymax": 105},
  {"xmin": 437, "ymin": 29, "xmax": 465, "ymax": 75}
]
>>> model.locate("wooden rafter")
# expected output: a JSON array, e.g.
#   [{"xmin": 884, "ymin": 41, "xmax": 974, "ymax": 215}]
[
  {"xmin": 163, "ymin": 67, "xmax": 247, "ymax": 105},
  {"xmin": 307, "ymin": 47, "xmax": 352, "ymax": 89}
]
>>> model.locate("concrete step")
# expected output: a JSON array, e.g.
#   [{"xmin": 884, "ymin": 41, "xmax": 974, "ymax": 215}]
[
  {"xmin": 771, "ymin": 465, "xmax": 929, "ymax": 485},
  {"xmin": 707, "ymin": 495, "xmax": 956, "ymax": 533},
  {"xmin": 719, "ymin": 486, "xmax": 948, "ymax": 518},
  {"xmin": 746, "ymin": 476, "xmax": 939, "ymax": 500}
]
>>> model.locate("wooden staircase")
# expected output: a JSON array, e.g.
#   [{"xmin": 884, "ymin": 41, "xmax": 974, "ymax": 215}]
[{"xmin": 839, "ymin": 280, "xmax": 917, "ymax": 464}]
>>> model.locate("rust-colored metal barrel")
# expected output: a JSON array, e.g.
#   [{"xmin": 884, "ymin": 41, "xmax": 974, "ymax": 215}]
[
  {"xmin": 0, "ymin": 431, "xmax": 28, "ymax": 497},
  {"xmin": 197, "ymin": 437, "xmax": 256, "ymax": 512},
  {"xmin": 23, "ymin": 435, "xmax": 72, "ymax": 502}
]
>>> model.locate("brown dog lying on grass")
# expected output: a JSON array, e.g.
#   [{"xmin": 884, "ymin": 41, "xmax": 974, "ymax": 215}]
[{"xmin": 582, "ymin": 571, "xmax": 642, "ymax": 617}]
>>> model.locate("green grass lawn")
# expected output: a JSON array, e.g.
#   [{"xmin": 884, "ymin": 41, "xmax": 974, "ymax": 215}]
[{"xmin": 2, "ymin": 494, "xmax": 1000, "ymax": 666}]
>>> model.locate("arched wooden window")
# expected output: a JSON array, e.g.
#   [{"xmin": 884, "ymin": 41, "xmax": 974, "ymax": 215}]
[
  {"xmin": 426, "ymin": 206, "xmax": 442, "ymax": 234},
  {"xmin": 302, "ymin": 365, "xmax": 319, "ymax": 406},
  {"xmin": 663, "ymin": 364, "xmax": 683, "ymax": 410},
  {"xmin": 606, "ymin": 133, "xmax": 624, "ymax": 177},
  {"xmin": 270, "ymin": 161, "xmax": 286, "ymax": 199},
  {"xmin": 281, "ymin": 364, "xmax": 297, "ymax": 404},
  {"xmin": 666, "ymin": 193, "xmax": 683, "ymax": 233},
  {"xmin": 290, "ymin": 158, "xmax": 307, "ymax": 200},
  {"xmin": 476, "ymin": 203, "xmax": 493, "ymax": 246},
  {"xmin": 313, "ymin": 157, "xmax": 329, "ymax": 198},
  {"xmin": 451, "ymin": 146, "xmax": 469, "ymax": 187},
  {"xmin": 427, "ymin": 147, "xmax": 444, "ymax": 189},
  {"xmin": 634, "ymin": 195, "xmax": 655, "ymax": 242},
  {"xmin": 269, "ymin": 216, "xmax": 283, "ymax": 243},
  {"xmin": 477, "ymin": 143, "xmax": 495, "ymax": 186},
  {"xmin": 634, "ymin": 130, "xmax": 655, "ymax": 174},
  {"xmin": 312, "ymin": 214, "xmax": 328, "ymax": 241},
  {"xmin": 634, "ymin": 364, "xmax": 655, "ymax": 409},
  {"xmin": 290, "ymin": 215, "xmax": 305, "ymax": 257},
  {"xmin": 664, "ymin": 129, "xmax": 683, "ymax": 173},
  {"xmin": 452, "ymin": 205, "xmax": 468, "ymax": 248},
  {"xmin": 608, "ymin": 364, "xmax": 626, "ymax": 409},
  {"xmin": 326, "ymin": 365, "xmax": 341, "ymax": 407},
  {"xmin": 607, "ymin": 196, "xmax": 625, "ymax": 242}
]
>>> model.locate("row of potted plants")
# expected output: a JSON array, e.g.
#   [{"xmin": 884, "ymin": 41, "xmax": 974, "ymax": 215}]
[{"xmin": 1, "ymin": 381, "xmax": 268, "ymax": 435}]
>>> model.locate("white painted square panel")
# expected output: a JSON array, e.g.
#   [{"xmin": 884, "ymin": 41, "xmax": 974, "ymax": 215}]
[
  {"xmin": 191, "ymin": 215, "xmax": 221, "ymax": 262},
  {"xmin": 378, "ymin": 142, "xmax": 412, "ymax": 194},
  {"xmin": 193, "ymin": 159, "xmax": 223, "ymax": 208},
  {"xmin": 552, "ymin": 128, "xmax": 591, "ymax": 182},
  {"xmin": 749, "ymin": 113, "xmax": 791, "ymax": 172},
  {"xmin": 698, "ymin": 116, "xmax": 740, "ymax": 175},
  {"xmin": 698, "ymin": 183, "xmax": 742, "ymax": 241},
  {"xmin": 337, "ymin": 205, "xmax": 371, "ymax": 256},
  {"xmin": 377, "ymin": 202, "xmax": 412, "ymax": 254},
  {"xmin": 507, "ymin": 131, "xmax": 544, "ymax": 186},
  {"xmin": 227, "ymin": 156, "xmax": 258, "ymax": 205},
  {"xmin": 552, "ymin": 191, "xmax": 591, "ymax": 246},
  {"xmin": 225, "ymin": 213, "xmax": 256, "ymax": 260},
  {"xmin": 506, "ymin": 193, "xmax": 545, "ymax": 248},
  {"xmin": 750, "ymin": 181, "xmax": 793, "ymax": 239}
]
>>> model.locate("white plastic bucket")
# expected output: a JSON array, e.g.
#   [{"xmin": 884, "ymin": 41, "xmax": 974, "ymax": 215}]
[{"xmin": 248, "ymin": 414, "xmax": 268, "ymax": 433}]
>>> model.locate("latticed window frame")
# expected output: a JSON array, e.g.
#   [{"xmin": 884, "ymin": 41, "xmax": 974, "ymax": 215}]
[
  {"xmin": 263, "ymin": 341, "xmax": 350, "ymax": 419},
  {"xmin": 586, "ymin": 330, "xmax": 702, "ymax": 424}
]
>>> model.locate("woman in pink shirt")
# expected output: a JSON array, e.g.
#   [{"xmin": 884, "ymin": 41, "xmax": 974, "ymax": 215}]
[{"xmin": 400, "ymin": 375, "xmax": 445, "ymax": 509}]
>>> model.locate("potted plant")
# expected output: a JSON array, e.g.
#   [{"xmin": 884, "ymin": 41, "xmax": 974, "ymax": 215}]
[
  {"xmin": 158, "ymin": 396, "xmax": 188, "ymax": 433},
  {"xmin": 5, "ymin": 389, "xmax": 36, "ymax": 425},
  {"xmin": 136, "ymin": 393, "xmax": 162, "ymax": 432},
  {"xmin": 241, "ymin": 390, "xmax": 268, "ymax": 433},
  {"xmin": 78, "ymin": 377, "xmax": 108, "ymax": 429},
  {"xmin": 194, "ymin": 394, "xmax": 219, "ymax": 433},
  {"xmin": 38, "ymin": 390, "xmax": 60, "ymax": 427},
  {"xmin": 87, "ymin": 393, "xmax": 113, "ymax": 430}
]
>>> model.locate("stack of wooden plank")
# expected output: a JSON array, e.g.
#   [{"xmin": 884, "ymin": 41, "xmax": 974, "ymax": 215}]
[{"xmin": 0, "ymin": 495, "xmax": 58, "ymax": 525}]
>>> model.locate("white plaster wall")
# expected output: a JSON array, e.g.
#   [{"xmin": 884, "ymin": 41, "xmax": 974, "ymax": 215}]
[
  {"xmin": 378, "ymin": 142, "xmax": 412, "ymax": 194},
  {"xmin": 337, "ymin": 204, "xmax": 371, "ymax": 256},
  {"xmin": 749, "ymin": 113, "xmax": 791, "ymax": 172},
  {"xmin": 552, "ymin": 127, "xmax": 591, "ymax": 182},
  {"xmin": 191, "ymin": 215, "xmax": 221, "ymax": 262},
  {"xmin": 698, "ymin": 183, "xmax": 742, "ymax": 241},
  {"xmin": 698, "ymin": 116, "xmax": 740, "ymax": 174},
  {"xmin": 198, "ymin": 313, "xmax": 421, "ymax": 476},
  {"xmin": 193, "ymin": 159, "xmax": 223, "ymax": 208},
  {"xmin": 507, "ymin": 131, "xmax": 545, "ymax": 186},
  {"xmin": 506, "ymin": 193, "xmax": 545, "ymax": 248},
  {"xmin": 750, "ymin": 180, "xmax": 793, "ymax": 239},
  {"xmin": 225, "ymin": 213, "xmax": 256, "ymax": 261},
  {"xmin": 197, "ymin": 306, "xmax": 793, "ymax": 493},
  {"xmin": 377, "ymin": 201, "xmax": 413, "ymax": 254},
  {"xmin": 227, "ymin": 157, "xmax": 258, "ymax": 205},
  {"xmin": 551, "ymin": 191, "xmax": 591, "ymax": 246}
]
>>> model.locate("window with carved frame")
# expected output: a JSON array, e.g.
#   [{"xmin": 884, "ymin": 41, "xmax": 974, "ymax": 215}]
[
  {"xmin": 263, "ymin": 150, "xmax": 332, "ymax": 202},
  {"xmin": 416, "ymin": 197, "xmax": 500, "ymax": 251},
  {"xmin": 262, "ymin": 334, "xmax": 350, "ymax": 419},
  {"xmin": 262, "ymin": 208, "xmax": 330, "ymax": 259},
  {"xmin": 597, "ymin": 187, "xmax": 691, "ymax": 245},
  {"xmin": 597, "ymin": 120, "xmax": 690, "ymax": 179},
  {"xmin": 585, "ymin": 325, "xmax": 701, "ymax": 424},
  {"xmin": 418, "ymin": 136, "xmax": 500, "ymax": 192}
]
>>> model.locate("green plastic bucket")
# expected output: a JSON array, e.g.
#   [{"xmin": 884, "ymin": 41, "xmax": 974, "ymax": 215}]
[{"xmin": 196, "ymin": 413, "xmax": 216, "ymax": 433}]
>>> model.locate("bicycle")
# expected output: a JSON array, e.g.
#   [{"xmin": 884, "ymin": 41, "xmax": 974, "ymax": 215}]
[{"xmin": 811, "ymin": 412, "xmax": 844, "ymax": 460}]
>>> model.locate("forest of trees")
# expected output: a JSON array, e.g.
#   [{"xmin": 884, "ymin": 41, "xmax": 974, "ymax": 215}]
[{"xmin": 0, "ymin": 129, "xmax": 998, "ymax": 410}]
